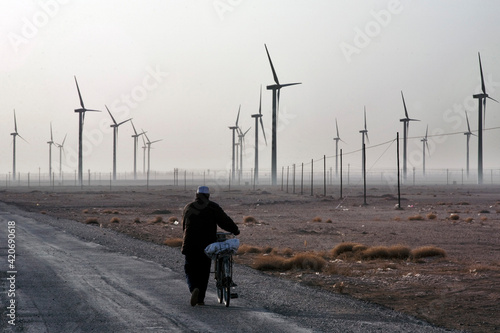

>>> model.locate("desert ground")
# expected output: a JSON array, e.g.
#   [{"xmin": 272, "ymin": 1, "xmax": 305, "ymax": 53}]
[{"xmin": 1, "ymin": 183, "xmax": 499, "ymax": 332}]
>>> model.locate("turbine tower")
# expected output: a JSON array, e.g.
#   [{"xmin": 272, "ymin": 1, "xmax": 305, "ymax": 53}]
[
  {"xmin": 359, "ymin": 107, "xmax": 369, "ymax": 182},
  {"xmin": 333, "ymin": 118, "xmax": 345, "ymax": 178},
  {"xmin": 400, "ymin": 91, "xmax": 419, "ymax": 181},
  {"xmin": 228, "ymin": 106, "xmax": 241, "ymax": 181},
  {"xmin": 55, "ymin": 134, "xmax": 67, "ymax": 180},
  {"xmin": 464, "ymin": 111, "xmax": 476, "ymax": 179},
  {"xmin": 420, "ymin": 125, "xmax": 430, "ymax": 176},
  {"xmin": 143, "ymin": 132, "xmax": 162, "ymax": 180},
  {"xmin": 251, "ymin": 86, "xmax": 267, "ymax": 184},
  {"xmin": 106, "ymin": 105, "xmax": 131, "ymax": 181},
  {"xmin": 74, "ymin": 76, "xmax": 100, "ymax": 186},
  {"xmin": 11, "ymin": 110, "xmax": 27, "ymax": 181},
  {"xmin": 47, "ymin": 123, "xmax": 56, "ymax": 183},
  {"xmin": 264, "ymin": 44, "xmax": 301, "ymax": 185},
  {"xmin": 473, "ymin": 53, "xmax": 498, "ymax": 184},
  {"xmin": 130, "ymin": 121, "xmax": 145, "ymax": 180},
  {"xmin": 238, "ymin": 126, "xmax": 251, "ymax": 182}
]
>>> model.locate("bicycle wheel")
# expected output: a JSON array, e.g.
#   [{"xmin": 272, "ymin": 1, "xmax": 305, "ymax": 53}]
[
  {"xmin": 222, "ymin": 257, "xmax": 232, "ymax": 307},
  {"xmin": 216, "ymin": 258, "xmax": 223, "ymax": 304}
]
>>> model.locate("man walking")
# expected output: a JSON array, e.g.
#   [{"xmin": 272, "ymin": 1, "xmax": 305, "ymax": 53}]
[{"xmin": 181, "ymin": 186, "xmax": 240, "ymax": 306}]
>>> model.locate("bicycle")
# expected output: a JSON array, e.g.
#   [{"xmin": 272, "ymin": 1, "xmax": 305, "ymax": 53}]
[{"xmin": 213, "ymin": 232, "xmax": 238, "ymax": 307}]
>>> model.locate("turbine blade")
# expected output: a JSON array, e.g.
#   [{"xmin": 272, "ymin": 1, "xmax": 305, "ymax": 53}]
[
  {"xmin": 426, "ymin": 141, "xmax": 430, "ymax": 156},
  {"xmin": 236, "ymin": 105, "xmax": 241, "ymax": 126},
  {"xmin": 62, "ymin": 133, "xmax": 67, "ymax": 146},
  {"xmin": 264, "ymin": 44, "xmax": 280, "ymax": 85},
  {"xmin": 131, "ymin": 120, "xmax": 138, "ymax": 135},
  {"xmin": 18, "ymin": 134, "xmax": 28, "ymax": 143},
  {"xmin": 259, "ymin": 117, "xmax": 267, "ymax": 145},
  {"xmin": 74, "ymin": 76, "xmax": 85, "ymax": 109},
  {"xmin": 478, "ymin": 52, "xmax": 486, "ymax": 95},
  {"xmin": 364, "ymin": 107, "xmax": 367, "ymax": 131},
  {"xmin": 335, "ymin": 118, "xmax": 339, "ymax": 138},
  {"xmin": 425, "ymin": 125, "xmax": 428, "ymax": 139},
  {"xmin": 279, "ymin": 82, "xmax": 301, "ymax": 88},
  {"xmin": 258, "ymin": 85, "xmax": 262, "ymax": 115},
  {"xmin": 151, "ymin": 139, "xmax": 162, "ymax": 144},
  {"xmin": 465, "ymin": 111, "xmax": 471, "ymax": 133},
  {"xmin": 401, "ymin": 91, "xmax": 409, "ymax": 119},
  {"xmin": 365, "ymin": 132, "xmax": 370, "ymax": 144},
  {"xmin": 50, "ymin": 122, "xmax": 53, "ymax": 141},
  {"xmin": 244, "ymin": 127, "xmax": 251, "ymax": 136},
  {"xmin": 106, "ymin": 105, "xmax": 118, "ymax": 125},
  {"xmin": 118, "ymin": 118, "xmax": 132, "ymax": 126},
  {"xmin": 487, "ymin": 96, "xmax": 499, "ymax": 103},
  {"xmin": 13, "ymin": 109, "xmax": 17, "ymax": 132}
]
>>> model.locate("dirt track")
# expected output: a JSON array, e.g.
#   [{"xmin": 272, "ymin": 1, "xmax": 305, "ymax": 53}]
[{"xmin": 1, "ymin": 184, "xmax": 499, "ymax": 332}]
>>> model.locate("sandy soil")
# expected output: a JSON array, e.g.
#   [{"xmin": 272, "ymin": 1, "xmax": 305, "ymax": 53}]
[{"xmin": 1, "ymin": 184, "xmax": 499, "ymax": 332}]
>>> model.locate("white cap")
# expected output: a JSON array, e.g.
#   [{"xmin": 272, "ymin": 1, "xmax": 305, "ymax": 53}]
[{"xmin": 196, "ymin": 186, "xmax": 210, "ymax": 194}]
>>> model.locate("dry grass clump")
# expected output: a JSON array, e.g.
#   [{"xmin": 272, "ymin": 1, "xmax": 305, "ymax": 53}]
[
  {"xmin": 168, "ymin": 216, "xmax": 179, "ymax": 224},
  {"xmin": 237, "ymin": 244, "xmax": 265, "ymax": 254},
  {"xmin": 102, "ymin": 209, "xmax": 113, "ymax": 214},
  {"xmin": 465, "ymin": 217, "xmax": 474, "ymax": 223},
  {"xmin": 149, "ymin": 216, "xmax": 163, "ymax": 224},
  {"xmin": 426, "ymin": 213, "xmax": 437, "ymax": 220},
  {"xmin": 40, "ymin": 211, "xmax": 47, "ymax": 215},
  {"xmin": 411, "ymin": 246, "xmax": 446, "ymax": 259},
  {"xmin": 134, "ymin": 217, "xmax": 141, "ymax": 223},
  {"xmin": 408, "ymin": 214, "xmax": 424, "ymax": 221},
  {"xmin": 280, "ymin": 247, "xmax": 294, "ymax": 256},
  {"xmin": 84, "ymin": 217, "xmax": 99, "ymax": 225},
  {"xmin": 312, "ymin": 216, "xmax": 322, "ymax": 222},
  {"xmin": 164, "ymin": 238, "xmax": 183, "ymax": 247},
  {"xmin": 331, "ymin": 242, "xmax": 366, "ymax": 257},
  {"xmin": 480, "ymin": 216, "xmax": 488, "ymax": 221},
  {"xmin": 449, "ymin": 214, "xmax": 460, "ymax": 220},
  {"xmin": 325, "ymin": 219, "xmax": 332, "ymax": 223},
  {"xmin": 110, "ymin": 217, "xmax": 120, "ymax": 223},
  {"xmin": 243, "ymin": 216, "xmax": 258, "ymax": 224},
  {"xmin": 82, "ymin": 209, "xmax": 89, "ymax": 214},
  {"xmin": 252, "ymin": 252, "xmax": 326, "ymax": 271},
  {"xmin": 393, "ymin": 216, "xmax": 402, "ymax": 221}
]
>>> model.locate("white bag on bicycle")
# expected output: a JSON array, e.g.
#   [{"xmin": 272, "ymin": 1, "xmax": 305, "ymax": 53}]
[{"xmin": 205, "ymin": 239, "xmax": 240, "ymax": 259}]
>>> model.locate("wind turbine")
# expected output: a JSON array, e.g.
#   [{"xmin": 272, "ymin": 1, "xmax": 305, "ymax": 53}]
[
  {"xmin": 55, "ymin": 134, "xmax": 67, "ymax": 180},
  {"xmin": 130, "ymin": 121, "xmax": 145, "ymax": 180},
  {"xmin": 333, "ymin": 118, "xmax": 345, "ymax": 178},
  {"xmin": 228, "ymin": 106, "xmax": 241, "ymax": 181},
  {"xmin": 420, "ymin": 125, "xmax": 430, "ymax": 176},
  {"xmin": 251, "ymin": 86, "xmax": 267, "ymax": 184},
  {"xmin": 359, "ymin": 107, "xmax": 369, "ymax": 182},
  {"xmin": 473, "ymin": 52, "xmax": 498, "ymax": 184},
  {"xmin": 47, "ymin": 123, "xmax": 56, "ymax": 183},
  {"xmin": 74, "ymin": 76, "xmax": 100, "ymax": 186},
  {"xmin": 464, "ymin": 111, "xmax": 476, "ymax": 179},
  {"xmin": 106, "ymin": 105, "xmax": 131, "ymax": 181},
  {"xmin": 143, "ymin": 131, "xmax": 162, "ymax": 180},
  {"xmin": 238, "ymin": 126, "xmax": 251, "ymax": 182},
  {"xmin": 11, "ymin": 110, "xmax": 27, "ymax": 181},
  {"xmin": 264, "ymin": 44, "xmax": 301, "ymax": 185},
  {"xmin": 400, "ymin": 91, "xmax": 419, "ymax": 181}
]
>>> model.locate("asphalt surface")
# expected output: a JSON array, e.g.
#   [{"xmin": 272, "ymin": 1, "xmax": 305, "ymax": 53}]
[{"xmin": 0, "ymin": 202, "xmax": 460, "ymax": 332}]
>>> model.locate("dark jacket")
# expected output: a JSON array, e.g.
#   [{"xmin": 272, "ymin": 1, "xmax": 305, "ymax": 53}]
[{"xmin": 181, "ymin": 195, "xmax": 239, "ymax": 255}]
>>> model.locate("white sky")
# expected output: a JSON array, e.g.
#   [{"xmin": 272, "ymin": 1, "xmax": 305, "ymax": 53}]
[{"xmin": 1, "ymin": 0, "xmax": 500, "ymax": 178}]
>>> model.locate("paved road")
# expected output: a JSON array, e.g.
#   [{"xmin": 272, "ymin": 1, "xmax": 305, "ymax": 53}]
[{"xmin": 0, "ymin": 202, "xmax": 458, "ymax": 332}]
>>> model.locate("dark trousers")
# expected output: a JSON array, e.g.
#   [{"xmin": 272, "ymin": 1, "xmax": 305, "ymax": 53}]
[{"xmin": 184, "ymin": 253, "xmax": 212, "ymax": 302}]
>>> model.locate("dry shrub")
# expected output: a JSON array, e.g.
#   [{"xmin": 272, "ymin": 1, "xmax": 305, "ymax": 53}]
[
  {"xmin": 252, "ymin": 255, "xmax": 288, "ymax": 271},
  {"xmin": 149, "ymin": 216, "xmax": 163, "ymax": 224},
  {"xmin": 289, "ymin": 253, "xmax": 326, "ymax": 271},
  {"xmin": 479, "ymin": 209, "xmax": 490, "ymax": 214},
  {"xmin": 331, "ymin": 242, "xmax": 365, "ymax": 257},
  {"xmin": 281, "ymin": 248, "xmax": 294, "ymax": 256},
  {"xmin": 164, "ymin": 238, "xmax": 183, "ymax": 247},
  {"xmin": 85, "ymin": 217, "xmax": 99, "ymax": 225},
  {"xmin": 243, "ymin": 216, "xmax": 258, "ymax": 224},
  {"xmin": 134, "ymin": 217, "xmax": 141, "ymax": 223},
  {"xmin": 426, "ymin": 213, "xmax": 437, "ymax": 220},
  {"xmin": 387, "ymin": 245, "xmax": 411, "ymax": 259},
  {"xmin": 325, "ymin": 219, "xmax": 333, "ymax": 223},
  {"xmin": 312, "ymin": 217, "xmax": 322, "ymax": 222},
  {"xmin": 408, "ymin": 215, "xmax": 424, "ymax": 221},
  {"xmin": 82, "ymin": 209, "xmax": 89, "ymax": 214},
  {"xmin": 450, "ymin": 214, "xmax": 460, "ymax": 220},
  {"xmin": 465, "ymin": 217, "xmax": 474, "ymax": 223},
  {"xmin": 168, "ymin": 216, "xmax": 179, "ymax": 224},
  {"xmin": 361, "ymin": 246, "xmax": 390, "ymax": 259},
  {"xmin": 480, "ymin": 216, "xmax": 488, "ymax": 221},
  {"xmin": 237, "ymin": 244, "xmax": 263, "ymax": 254},
  {"xmin": 411, "ymin": 246, "xmax": 446, "ymax": 259},
  {"xmin": 110, "ymin": 217, "xmax": 120, "ymax": 223},
  {"xmin": 393, "ymin": 216, "xmax": 402, "ymax": 221},
  {"xmin": 40, "ymin": 211, "xmax": 47, "ymax": 215},
  {"xmin": 112, "ymin": 210, "xmax": 119, "ymax": 215},
  {"xmin": 252, "ymin": 252, "xmax": 326, "ymax": 271}
]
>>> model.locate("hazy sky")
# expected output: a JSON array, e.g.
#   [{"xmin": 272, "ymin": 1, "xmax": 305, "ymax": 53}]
[{"xmin": 1, "ymin": 0, "xmax": 500, "ymax": 178}]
